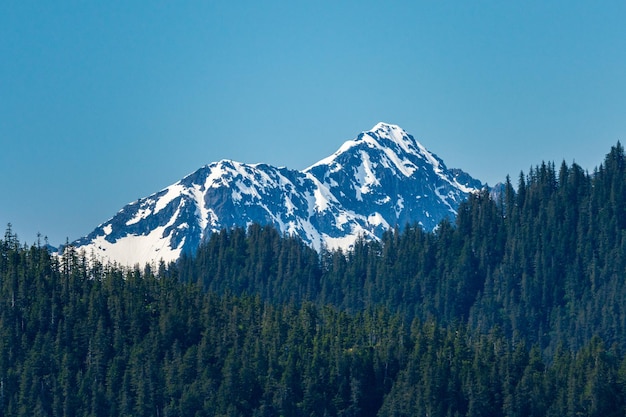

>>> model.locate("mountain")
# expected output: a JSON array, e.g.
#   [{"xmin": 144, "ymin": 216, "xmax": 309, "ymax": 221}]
[{"xmin": 72, "ymin": 123, "xmax": 483, "ymax": 265}]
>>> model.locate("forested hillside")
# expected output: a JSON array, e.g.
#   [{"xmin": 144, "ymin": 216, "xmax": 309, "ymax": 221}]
[
  {"xmin": 180, "ymin": 143, "xmax": 626, "ymax": 355},
  {"xmin": 2, "ymin": 143, "xmax": 626, "ymax": 416}
]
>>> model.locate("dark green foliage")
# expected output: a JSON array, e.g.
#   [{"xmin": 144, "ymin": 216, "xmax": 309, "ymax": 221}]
[
  {"xmin": 0, "ymin": 239, "xmax": 407, "ymax": 416},
  {"xmin": 3, "ymin": 143, "xmax": 626, "ymax": 416}
]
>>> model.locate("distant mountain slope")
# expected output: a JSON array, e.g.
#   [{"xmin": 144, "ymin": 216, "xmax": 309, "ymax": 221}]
[{"xmin": 73, "ymin": 123, "xmax": 483, "ymax": 265}]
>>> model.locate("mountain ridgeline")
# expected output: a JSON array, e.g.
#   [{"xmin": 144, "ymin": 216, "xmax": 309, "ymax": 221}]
[
  {"xmin": 72, "ymin": 123, "xmax": 482, "ymax": 266},
  {"xmin": 2, "ymin": 143, "xmax": 626, "ymax": 416}
]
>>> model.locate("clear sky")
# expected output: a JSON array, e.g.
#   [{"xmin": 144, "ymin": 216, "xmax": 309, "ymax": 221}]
[{"xmin": 1, "ymin": 1, "xmax": 625, "ymax": 246}]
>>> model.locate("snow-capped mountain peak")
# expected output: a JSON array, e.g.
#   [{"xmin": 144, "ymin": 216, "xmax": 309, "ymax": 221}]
[
  {"xmin": 72, "ymin": 123, "xmax": 483, "ymax": 266},
  {"xmin": 370, "ymin": 121, "xmax": 420, "ymax": 153},
  {"xmin": 308, "ymin": 122, "xmax": 416, "ymax": 171}
]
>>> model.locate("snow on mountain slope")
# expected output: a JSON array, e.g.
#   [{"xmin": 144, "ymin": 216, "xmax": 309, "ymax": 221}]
[{"xmin": 72, "ymin": 123, "xmax": 483, "ymax": 265}]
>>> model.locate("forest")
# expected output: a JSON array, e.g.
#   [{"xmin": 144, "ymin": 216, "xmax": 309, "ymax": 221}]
[{"xmin": 2, "ymin": 143, "xmax": 626, "ymax": 416}]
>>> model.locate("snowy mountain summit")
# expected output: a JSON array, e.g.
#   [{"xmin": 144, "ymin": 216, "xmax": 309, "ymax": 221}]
[{"xmin": 73, "ymin": 123, "xmax": 483, "ymax": 265}]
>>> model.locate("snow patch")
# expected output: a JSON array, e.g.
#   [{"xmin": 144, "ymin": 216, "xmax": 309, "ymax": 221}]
[
  {"xmin": 84, "ymin": 225, "xmax": 182, "ymax": 266},
  {"xmin": 155, "ymin": 184, "xmax": 185, "ymax": 214},
  {"xmin": 126, "ymin": 207, "xmax": 152, "ymax": 226},
  {"xmin": 304, "ymin": 173, "xmax": 338, "ymax": 213},
  {"xmin": 368, "ymin": 212, "xmax": 389, "ymax": 228},
  {"xmin": 354, "ymin": 151, "xmax": 380, "ymax": 194},
  {"xmin": 191, "ymin": 184, "xmax": 210, "ymax": 234},
  {"xmin": 395, "ymin": 196, "xmax": 405, "ymax": 217},
  {"xmin": 434, "ymin": 186, "xmax": 457, "ymax": 214}
]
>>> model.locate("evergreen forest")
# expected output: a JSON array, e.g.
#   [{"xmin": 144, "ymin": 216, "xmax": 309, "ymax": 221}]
[{"xmin": 2, "ymin": 143, "xmax": 626, "ymax": 416}]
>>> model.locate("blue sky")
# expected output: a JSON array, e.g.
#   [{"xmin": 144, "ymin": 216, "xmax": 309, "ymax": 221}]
[{"xmin": 1, "ymin": 1, "xmax": 625, "ymax": 246}]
